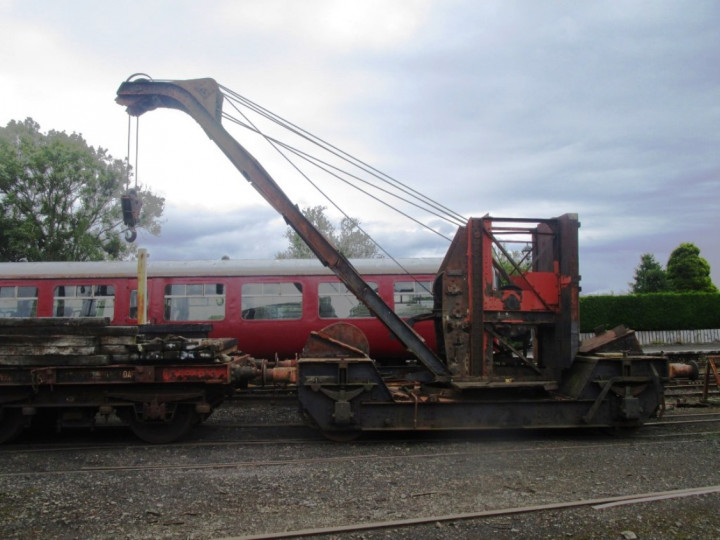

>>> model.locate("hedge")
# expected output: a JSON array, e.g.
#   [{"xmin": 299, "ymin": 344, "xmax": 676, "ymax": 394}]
[{"xmin": 579, "ymin": 293, "xmax": 720, "ymax": 333}]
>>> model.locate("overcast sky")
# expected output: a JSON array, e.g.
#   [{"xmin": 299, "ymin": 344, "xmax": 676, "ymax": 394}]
[{"xmin": 1, "ymin": 1, "xmax": 718, "ymax": 294}]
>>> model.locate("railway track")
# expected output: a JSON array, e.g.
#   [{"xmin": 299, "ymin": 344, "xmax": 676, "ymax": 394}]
[
  {"xmin": 2, "ymin": 406, "xmax": 719, "ymax": 539},
  {"xmin": 2, "ymin": 404, "xmax": 719, "ymax": 453},
  {"xmin": 229, "ymin": 485, "xmax": 720, "ymax": 539},
  {"xmin": 2, "ymin": 410, "xmax": 719, "ymax": 475}
]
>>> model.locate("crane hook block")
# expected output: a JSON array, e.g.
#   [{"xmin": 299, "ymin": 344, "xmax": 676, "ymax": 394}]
[{"xmin": 121, "ymin": 189, "xmax": 142, "ymax": 243}]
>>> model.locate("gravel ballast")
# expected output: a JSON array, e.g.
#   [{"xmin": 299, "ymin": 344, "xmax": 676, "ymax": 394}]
[{"xmin": 1, "ymin": 401, "xmax": 719, "ymax": 539}]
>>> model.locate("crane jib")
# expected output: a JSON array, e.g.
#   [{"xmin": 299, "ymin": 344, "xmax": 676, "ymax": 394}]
[{"xmin": 115, "ymin": 76, "xmax": 452, "ymax": 380}]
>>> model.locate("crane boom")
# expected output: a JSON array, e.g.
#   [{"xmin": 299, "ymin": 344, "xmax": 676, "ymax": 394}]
[{"xmin": 115, "ymin": 76, "xmax": 451, "ymax": 379}]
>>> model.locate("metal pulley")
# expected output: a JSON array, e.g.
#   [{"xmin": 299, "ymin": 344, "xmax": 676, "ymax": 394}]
[{"xmin": 121, "ymin": 188, "xmax": 142, "ymax": 242}]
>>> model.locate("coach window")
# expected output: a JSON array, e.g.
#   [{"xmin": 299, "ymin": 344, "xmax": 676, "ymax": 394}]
[
  {"xmin": 164, "ymin": 283, "xmax": 225, "ymax": 321},
  {"xmin": 393, "ymin": 281, "xmax": 434, "ymax": 318},
  {"xmin": 241, "ymin": 282, "xmax": 303, "ymax": 320},
  {"xmin": 53, "ymin": 285, "xmax": 115, "ymax": 318},
  {"xmin": 0, "ymin": 286, "xmax": 38, "ymax": 317},
  {"xmin": 318, "ymin": 282, "xmax": 378, "ymax": 318}
]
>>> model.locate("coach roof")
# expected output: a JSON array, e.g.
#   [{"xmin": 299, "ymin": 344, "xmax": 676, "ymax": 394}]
[{"xmin": 0, "ymin": 258, "xmax": 442, "ymax": 280}]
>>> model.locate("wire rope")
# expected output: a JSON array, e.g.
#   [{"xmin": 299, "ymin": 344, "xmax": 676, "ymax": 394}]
[
  {"xmin": 221, "ymin": 108, "xmax": 463, "ymax": 230},
  {"xmin": 220, "ymin": 95, "xmax": 443, "ymax": 290},
  {"xmin": 221, "ymin": 113, "xmax": 455, "ymax": 241},
  {"xmin": 220, "ymin": 86, "xmax": 466, "ymax": 225}
]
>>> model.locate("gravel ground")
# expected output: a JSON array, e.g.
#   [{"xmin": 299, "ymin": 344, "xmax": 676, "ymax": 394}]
[{"xmin": 0, "ymin": 401, "xmax": 719, "ymax": 539}]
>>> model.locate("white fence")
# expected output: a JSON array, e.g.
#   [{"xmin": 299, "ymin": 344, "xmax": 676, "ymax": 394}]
[{"xmin": 580, "ymin": 329, "xmax": 720, "ymax": 346}]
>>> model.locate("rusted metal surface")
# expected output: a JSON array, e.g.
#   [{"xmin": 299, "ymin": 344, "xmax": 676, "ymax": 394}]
[
  {"xmin": 701, "ymin": 355, "xmax": 720, "ymax": 402},
  {"xmin": 438, "ymin": 215, "xmax": 579, "ymax": 381},
  {"xmin": 668, "ymin": 361, "xmax": 699, "ymax": 380},
  {"xmin": 136, "ymin": 248, "xmax": 148, "ymax": 324},
  {"xmin": 262, "ymin": 364, "xmax": 298, "ymax": 385},
  {"xmin": 302, "ymin": 323, "xmax": 370, "ymax": 358},
  {"xmin": 229, "ymin": 357, "xmax": 298, "ymax": 386},
  {"xmin": 158, "ymin": 364, "xmax": 230, "ymax": 384},
  {"xmin": 1, "ymin": 363, "xmax": 232, "ymax": 386},
  {"xmin": 579, "ymin": 325, "xmax": 644, "ymax": 355}
]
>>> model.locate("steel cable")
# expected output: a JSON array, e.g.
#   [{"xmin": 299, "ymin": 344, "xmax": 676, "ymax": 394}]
[{"xmin": 219, "ymin": 86, "xmax": 466, "ymax": 227}]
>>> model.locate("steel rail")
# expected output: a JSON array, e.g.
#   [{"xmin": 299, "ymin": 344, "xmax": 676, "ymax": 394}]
[{"xmin": 226, "ymin": 485, "xmax": 720, "ymax": 539}]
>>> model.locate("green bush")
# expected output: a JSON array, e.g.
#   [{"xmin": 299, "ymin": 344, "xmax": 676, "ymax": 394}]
[{"xmin": 579, "ymin": 293, "xmax": 720, "ymax": 333}]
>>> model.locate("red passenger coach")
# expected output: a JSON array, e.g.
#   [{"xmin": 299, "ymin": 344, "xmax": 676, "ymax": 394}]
[{"xmin": 0, "ymin": 258, "xmax": 441, "ymax": 361}]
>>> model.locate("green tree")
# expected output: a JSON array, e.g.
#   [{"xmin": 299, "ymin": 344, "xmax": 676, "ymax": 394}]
[
  {"xmin": 631, "ymin": 253, "xmax": 669, "ymax": 293},
  {"xmin": 493, "ymin": 244, "xmax": 531, "ymax": 280},
  {"xmin": 666, "ymin": 242, "xmax": 718, "ymax": 293},
  {"xmin": 0, "ymin": 118, "xmax": 164, "ymax": 261},
  {"xmin": 276, "ymin": 205, "xmax": 381, "ymax": 259}
]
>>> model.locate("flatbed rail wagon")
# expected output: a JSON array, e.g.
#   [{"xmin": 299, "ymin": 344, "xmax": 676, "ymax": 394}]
[{"xmin": 0, "ymin": 317, "xmax": 242, "ymax": 443}]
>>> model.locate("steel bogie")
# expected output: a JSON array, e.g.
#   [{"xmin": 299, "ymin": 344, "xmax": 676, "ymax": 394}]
[
  {"xmin": 296, "ymin": 353, "xmax": 668, "ymax": 437},
  {"xmin": 0, "ymin": 372, "xmax": 232, "ymax": 443}
]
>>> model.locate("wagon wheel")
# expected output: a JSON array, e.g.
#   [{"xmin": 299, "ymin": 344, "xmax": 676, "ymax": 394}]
[
  {"xmin": 0, "ymin": 408, "xmax": 26, "ymax": 444},
  {"xmin": 126, "ymin": 405, "xmax": 197, "ymax": 444}
]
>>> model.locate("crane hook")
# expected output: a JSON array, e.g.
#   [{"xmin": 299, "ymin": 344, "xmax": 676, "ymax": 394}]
[{"xmin": 121, "ymin": 189, "xmax": 142, "ymax": 243}]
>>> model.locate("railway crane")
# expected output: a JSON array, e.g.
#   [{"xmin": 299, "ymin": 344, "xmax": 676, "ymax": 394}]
[{"xmin": 116, "ymin": 77, "xmax": 667, "ymax": 440}]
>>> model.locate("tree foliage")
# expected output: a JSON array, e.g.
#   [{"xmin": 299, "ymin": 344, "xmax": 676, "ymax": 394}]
[
  {"xmin": 493, "ymin": 244, "xmax": 531, "ymax": 281},
  {"xmin": 276, "ymin": 205, "xmax": 381, "ymax": 259},
  {"xmin": 0, "ymin": 118, "xmax": 164, "ymax": 261},
  {"xmin": 631, "ymin": 253, "xmax": 669, "ymax": 293},
  {"xmin": 629, "ymin": 244, "xmax": 717, "ymax": 294},
  {"xmin": 666, "ymin": 242, "xmax": 718, "ymax": 293}
]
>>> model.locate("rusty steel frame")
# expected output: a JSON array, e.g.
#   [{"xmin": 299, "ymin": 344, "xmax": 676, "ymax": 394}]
[{"xmin": 701, "ymin": 355, "xmax": 720, "ymax": 402}]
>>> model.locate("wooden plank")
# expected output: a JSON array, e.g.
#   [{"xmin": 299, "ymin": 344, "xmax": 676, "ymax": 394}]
[
  {"xmin": 197, "ymin": 338, "xmax": 238, "ymax": 352},
  {"xmin": 99, "ymin": 345, "xmax": 134, "ymax": 354},
  {"xmin": 0, "ymin": 355, "xmax": 111, "ymax": 366},
  {"xmin": 107, "ymin": 354, "xmax": 138, "ymax": 363},
  {"xmin": 0, "ymin": 317, "xmax": 111, "ymax": 328},
  {"xmin": 0, "ymin": 345, "xmax": 98, "ymax": 356},
  {"xmin": 99, "ymin": 335, "xmax": 137, "ymax": 346},
  {"xmin": 0, "ymin": 325, "xmax": 138, "ymax": 338},
  {"xmin": 0, "ymin": 335, "xmax": 97, "ymax": 346}
]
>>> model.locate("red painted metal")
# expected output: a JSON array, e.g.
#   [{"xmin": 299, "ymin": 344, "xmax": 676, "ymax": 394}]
[
  {"xmin": 437, "ymin": 215, "xmax": 579, "ymax": 380},
  {"xmin": 158, "ymin": 365, "xmax": 231, "ymax": 384}
]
